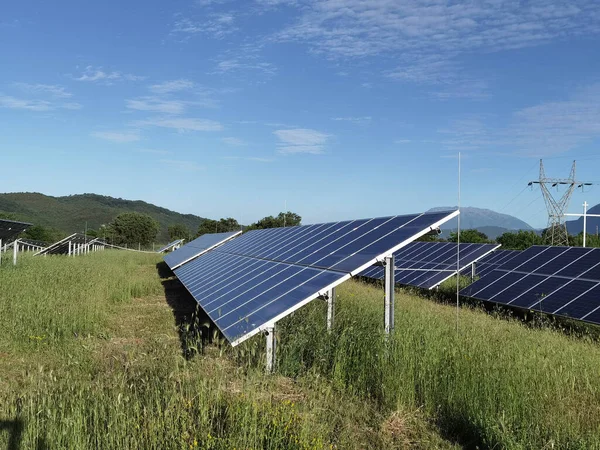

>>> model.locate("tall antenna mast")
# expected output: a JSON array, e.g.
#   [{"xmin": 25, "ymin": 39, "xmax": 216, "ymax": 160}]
[{"xmin": 528, "ymin": 159, "xmax": 591, "ymax": 246}]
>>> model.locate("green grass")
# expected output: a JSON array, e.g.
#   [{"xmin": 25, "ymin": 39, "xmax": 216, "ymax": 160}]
[{"xmin": 1, "ymin": 252, "xmax": 600, "ymax": 448}]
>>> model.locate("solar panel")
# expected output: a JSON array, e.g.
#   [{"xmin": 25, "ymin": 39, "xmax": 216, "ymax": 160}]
[
  {"xmin": 460, "ymin": 245, "xmax": 600, "ymax": 325},
  {"xmin": 164, "ymin": 231, "xmax": 242, "ymax": 270},
  {"xmin": 472, "ymin": 249, "xmax": 521, "ymax": 278},
  {"xmin": 35, "ymin": 233, "xmax": 90, "ymax": 256},
  {"xmin": 173, "ymin": 210, "xmax": 459, "ymax": 345},
  {"xmin": 359, "ymin": 241, "xmax": 500, "ymax": 289},
  {"xmin": 0, "ymin": 219, "xmax": 32, "ymax": 242},
  {"xmin": 157, "ymin": 239, "xmax": 184, "ymax": 253}
]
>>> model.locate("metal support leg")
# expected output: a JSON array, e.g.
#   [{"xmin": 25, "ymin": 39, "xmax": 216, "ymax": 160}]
[
  {"xmin": 471, "ymin": 262, "xmax": 476, "ymax": 282},
  {"xmin": 384, "ymin": 255, "xmax": 395, "ymax": 335},
  {"xmin": 0, "ymin": 238, "xmax": 2, "ymax": 265},
  {"xmin": 265, "ymin": 325, "xmax": 276, "ymax": 374},
  {"xmin": 327, "ymin": 287, "xmax": 336, "ymax": 331},
  {"xmin": 13, "ymin": 239, "xmax": 18, "ymax": 266},
  {"xmin": 68, "ymin": 241, "xmax": 72, "ymax": 256}
]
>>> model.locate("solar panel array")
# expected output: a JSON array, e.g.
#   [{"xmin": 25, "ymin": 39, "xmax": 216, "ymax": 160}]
[
  {"xmin": 164, "ymin": 231, "xmax": 242, "ymax": 270},
  {"xmin": 35, "ymin": 233, "xmax": 90, "ymax": 256},
  {"xmin": 157, "ymin": 239, "xmax": 184, "ymax": 253},
  {"xmin": 360, "ymin": 241, "xmax": 500, "ymax": 289},
  {"xmin": 171, "ymin": 210, "xmax": 459, "ymax": 345},
  {"xmin": 473, "ymin": 249, "xmax": 521, "ymax": 278},
  {"xmin": 460, "ymin": 245, "xmax": 600, "ymax": 325},
  {"xmin": 0, "ymin": 219, "xmax": 32, "ymax": 242}
]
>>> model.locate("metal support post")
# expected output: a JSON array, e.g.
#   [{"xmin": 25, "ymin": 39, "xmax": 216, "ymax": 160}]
[
  {"xmin": 13, "ymin": 239, "xmax": 18, "ymax": 266},
  {"xmin": 0, "ymin": 238, "xmax": 2, "ymax": 265},
  {"xmin": 265, "ymin": 325, "xmax": 276, "ymax": 374},
  {"xmin": 326, "ymin": 287, "xmax": 336, "ymax": 331},
  {"xmin": 68, "ymin": 241, "xmax": 72, "ymax": 256},
  {"xmin": 384, "ymin": 254, "xmax": 395, "ymax": 335},
  {"xmin": 471, "ymin": 262, "xmax": 476, "ymax": 282}
]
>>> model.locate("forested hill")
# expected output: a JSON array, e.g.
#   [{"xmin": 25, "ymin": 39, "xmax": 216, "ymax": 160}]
[{"xmin": 0, "ymin": 192, "xmax": 206, "ymax": 240}]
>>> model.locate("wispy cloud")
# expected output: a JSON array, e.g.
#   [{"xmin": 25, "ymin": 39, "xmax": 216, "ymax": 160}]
[
  {"xmin": 272, "ymin": 1, "xmax": 600, "ymax": 93},
  {"xmin": 222, "ymin": 137, "xmax": 246, "ymax": 146},
  {"xmin": 172, "ymin": 13, "xmax": 237, "ymax": 39},
  {"xmin": 74, "ymin": 66, "xmax": 144, "ymax": 84},
  {"xmin": 159, "ymin": 159, "xmax": 204, "ymax": 171},
  {"xmin": 92, "ymin": 131, "xmax": 141, "ymax": 143},
  {"xmin": 136, "ymin": 148, "xmax": 172, "ymax": 155},
  {"xmin": 214, "ymin": 57, "xmax": 277, "ymax": 76},
  {"xmin": 274, "ymin": 128, "xmax": 330, "ymax": 154},
  {"xmin": 149, "ymin": 79, "xmax": 194, "ymax": 94},
  {"xmin": 0, "ymin": 95, "xmax": 81, "ymax": 112},
  {"xmin": 13, "ymin": 83, "xmax": 72, "ymax": 98},
  {"xmin": 331, "ymin": 116, "xmax": 371, "ymax": 124},
  {"xmin": 394, "ymin": 139, "xmax": 411, "ymax": 144},
  {"xmin": 223, "ymin": 156, "xmax": 273, "ymax": 162},
  {"xmin": 126, "ymin": 97, "xmax": 187, "ymax": 115},
  {"xmin": 133, "ymin": 117, "xmax": 223, "ymax": 132}
]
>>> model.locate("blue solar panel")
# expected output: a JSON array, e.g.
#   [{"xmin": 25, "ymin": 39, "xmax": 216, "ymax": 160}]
[
  {"xmin": 173, "ymin": 210, "xmax": 459, "ymax": 345},
  {"xmin": 359, "ymin": 241, "xmax": 500, "ymax": 289},
  {"xmin": 474, "ymin": 249, "xmax": 521, "ymax": 278},
  {"xmin": 460, "ymin": 246, "xmax": 600, "ymax": 326},
  {"xmin": 157, "ymin": 239, "xmax": 184, "ymax": 253},
  {"xmin": 164, "ymin": 231, "xmax": 242, "ymax": 269}
]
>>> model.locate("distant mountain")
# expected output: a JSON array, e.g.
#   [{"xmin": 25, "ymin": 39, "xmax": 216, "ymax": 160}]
[
  {"xmin": 566, "ymin": 203, "xmax": 600, "ymax": 235},
  {"xmin": 430, "ymin": 206, "xmax": 534, "ymax": 232},
  {"xmin": 0, "ymin": 192, "xmax": 207, "ymax": 241}
]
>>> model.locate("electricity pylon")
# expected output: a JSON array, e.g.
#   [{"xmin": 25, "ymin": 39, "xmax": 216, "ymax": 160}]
[{"xmin": 528, "ymin": 160, "xmax": 591, "ymax": 246}]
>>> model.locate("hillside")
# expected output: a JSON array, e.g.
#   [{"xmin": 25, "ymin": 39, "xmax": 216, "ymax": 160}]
[
  {"xmin": 0, "ymin": 192, "xmax": 206, "ymax": 241},
  {"xmin": 566, "ymin": 202, "xmax": 600, "ymax": 235}
]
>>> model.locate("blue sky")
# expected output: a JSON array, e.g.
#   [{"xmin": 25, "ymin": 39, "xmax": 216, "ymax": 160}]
[{"xmin": 1, "ymin": 0, "xmax": 600, "ymax": 228}]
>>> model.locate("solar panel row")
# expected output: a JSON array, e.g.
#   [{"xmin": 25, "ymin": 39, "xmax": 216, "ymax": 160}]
[
  {"xmin": 171, "ymin": 210, "xmax": 459, "ymax": 345},
  {"xmin": 460, "ymin": 246, "xmax": 600, "ymax": 325},
  {"xmin": 0, "ymin": 219, "xmax": 32, "ymax": 242},
  {"xmin": 472, "ymin": 249, "xmax": 520, "ymax": 278},
  {"xmin": 164, "ymin": 231, "xmax": 242, "ymax": 269},
  {"xmin": 157, "ymin": 239, "xmax": 184, "ymax": 253},
  {"xmin": 360, "ymin": 241, "xmax": 500, "ymax": 289},
  {"xmin": 35, "ymin": 233, "xmax": 90, "ymax": 256}
]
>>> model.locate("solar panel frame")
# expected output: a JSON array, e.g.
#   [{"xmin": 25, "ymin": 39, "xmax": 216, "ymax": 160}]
[
  {"xmin": 460, "ymin": 246, "xmax": 600, "ymax": 326},
  {"xmin": 174, "ymin": 210, "xmax": 459, "ymax": 346},
  {"xmin": 34, "ymin": 233, "xmax": 90, "ymax": 256},
  {"xmin": 164, "ymin": 231, "xmax": 242, "ymax": 270},
  {"xmin": 359, "ymin": 241, "xmax": 500, "ymax": 290},
  {"xmin": 0, "ymin": 219, "xmax": 32, "ymax": 242},
  {"xmin": 157, "ymin": 239, "xmax": 184, "ymax": 253}
]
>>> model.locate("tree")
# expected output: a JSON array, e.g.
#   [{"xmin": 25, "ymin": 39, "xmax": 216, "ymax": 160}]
[
  {"xmin": 496, "ymin": 230, "xmax": 543, "ymax": 250},
  {"xmin": 168, "ymin": 224, "xmax": 191, "ymax": 241},
  {"xmin": 569, "ymin": 232, "xmax": 600, "ymax": 248},
  {"xmin": 22, "ymin": 224, "xmax": 63, "ymax": 244},
  {"xmin": 247, "ymin": 211, "xmax": 302, "ymax": 230},
  {"xmin": 108, "ymin": 212, "xmax": 159, "ymax": 246},
  {"xmin": 447, "ymin": 229, "xmax": 490, "ymax": 243},
  {"xmin": 197, "ymin": 218, "xmax": 240, "ymax": 236}
]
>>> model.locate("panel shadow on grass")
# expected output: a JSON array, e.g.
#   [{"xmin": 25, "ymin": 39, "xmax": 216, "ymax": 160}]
[
  {"xmin": 0, "ymin": 419, "xmax": 23, "ymax": 450},
  {"xmin": 156, "ymin": 261, "xmax": 221, "ymax": 359}
]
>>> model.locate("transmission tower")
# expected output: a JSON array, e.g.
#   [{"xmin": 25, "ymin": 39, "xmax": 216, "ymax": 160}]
[{"xmin": 528, "ymin": 160, "xmax": 591, "ymax": 246}]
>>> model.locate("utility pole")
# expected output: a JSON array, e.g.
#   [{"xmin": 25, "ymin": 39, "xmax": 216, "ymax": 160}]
[
  {"xmin": 564, "ymin": 201, "xmax": 600, "ymax": 247},
  {"xmin": 528, "ymin": 160, "xmax": 591, "ymax": 246}
]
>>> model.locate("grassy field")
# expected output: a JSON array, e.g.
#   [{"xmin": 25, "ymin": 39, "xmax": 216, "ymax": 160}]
[{"xmin": 1, "ymin": 251, "xmax": 599, "ymax": 448}]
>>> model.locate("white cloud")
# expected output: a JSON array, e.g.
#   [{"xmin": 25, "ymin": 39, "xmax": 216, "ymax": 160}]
[
  {"xmin": 0, "ymin": 95, "xmax": 81, "ymax": 112},
  {"xmin": 223, "ymin": 155, "xmax": 273, "ymax": 162},
  {"xmin": 331, "ymin": 116, "xmax": 371, "ymax": 124},
  {"xmin": 74, "ymin": 66, "xmax": 144, "ymax": 84},
  {"xmin": 126, "ymin": 97, "xmax": 187, "ymax": 115},
  {"xmin": 395, "ymin": 139, "xmax": 411, "ymax": 144},
  {"xmin": 222, "ymin": 137, "xmax": 246, "ymax": 146},
  {"xmin": 92, "ymin": 131, "xmax": 141, "ymax": 143},
  {"xmin": 133, "ymin": 117, "xmax": 223, "ymax": 132},
  {"xmin": 172, "ymin": 13, "xmax": 237, "ymax": 39},
  {"xmin": 149, "ymin": 79, "xmax": 194, "ymax": 94},
  {"xmin": 274, "ymin": 128, "xmax": 330, "ymax": 154},
  {"xmin": 214, "ymin": 57, "xmax": 277, "ymax": 76},
  {"xmin": 136, "ymin": 148, "xmax": 172, "ymax": 155},
  {"xmin": 13, "ymin": 83, "xmax": 72, "ymax": 98}
]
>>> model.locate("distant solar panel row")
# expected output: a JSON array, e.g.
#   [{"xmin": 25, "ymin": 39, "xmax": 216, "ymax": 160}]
[
  {"xmin": 171, "ymin": 210, "xmax": 459, "ymax": 345},
  {"xmin": 157, "ymin": 239, "xmax": 184, "ymax": 254},
  {"xmin": 164, "ymin": 231, "xmax": 242, "ymax": 269},
  {"xmin": 35, "ymin": 233, "xmax": 90, "ymax": 255},
  {"xmin": 460, "ymin": 246, "xmax": 600, "ymax": 325},
  {"xmin": 360, "ymin": 241, "xmax": 500, "ymax": 289}
]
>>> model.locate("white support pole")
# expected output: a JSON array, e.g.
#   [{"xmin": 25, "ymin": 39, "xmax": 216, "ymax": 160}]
[
  {"xmin": 384, "ymin": 254, "xmax": 395, "ymax": 335},
  {"xmin": 583, "ymin": 201, "xmax": 588, "ymax": 248},
  {"xmin": 13, "ymin": 239, "xmax": 18, "ymax": 266},
  {"xmin": 326, "ymin": 287, "xmax": 336, "ymax": 331},
  {"xmin": 68, "ymin": 241, "xmax": 72, "ymax": 256},
  {"xmin": 0, "ymin": 238, "xmax": 2, "ymax": 265},
  {"xmin": 265, "ymin": 325, "xmax": 276, "ymax": 374},
  {"xmin": 471, "ymin": 262, "xmax": 476, "ymax": 282}
]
